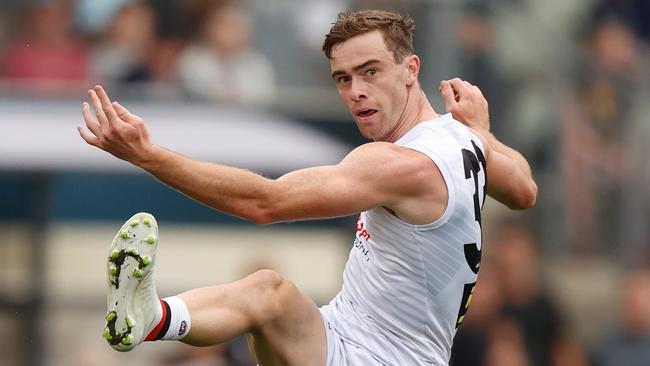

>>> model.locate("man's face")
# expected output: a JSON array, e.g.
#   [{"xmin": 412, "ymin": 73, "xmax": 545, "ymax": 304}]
[{"xmin": 330, "ymin": 30, "xmax": 412, "ymax": 140}]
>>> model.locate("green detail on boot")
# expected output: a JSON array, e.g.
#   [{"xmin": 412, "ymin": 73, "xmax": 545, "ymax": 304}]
[
  {"xmin": 129, "ymin": 220, "xmax": 139, "ymax": 227},
  {"xmin": 109, "ymin": 265, "xmax": 118, "ymax": 276},
  {"xmin": 142, "ymin": 256, "xmax": 151, "ymax": 266},
  {"xmin": 126, "ymin": 247, "xmax": 139, "ymax": 256},
  {"xmin": 143, "ymin": 219, "xmax": 151, "ymax": 227},
  {"xmin": 119, "ymin": 230, "xmax": 129, "ymax": 239},
  {"xmin": 146, "ymin": 234, "xmax": 156, "ymax": 244},
  {"xmin": 126, "ymin": 316, "xmax": 135, "ymax": 328},
  {"xmin": 110, "ymin": 250, "xmax": 120, "ymax": 260},
  {"xmin": 102, "ymin": 328, "xmax": 113, "ymax": 341},
  {"xmin": 106, "ymin": 311, "xmax": 117, "ymax": 322},
  {"xmin": 121, "ymin": 334, "xmax": 133, "ymax": 346},
  {"xmin": 133, "ymin": 268, "xmax": 143, "ymax": 278}
]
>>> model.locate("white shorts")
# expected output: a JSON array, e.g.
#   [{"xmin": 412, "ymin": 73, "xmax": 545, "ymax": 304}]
[
  {"xmin": 319, "ymin": 306, "xmax": 392, "ymax": 366},
  {"xmin": 319, "ymin": 302, "xmax": 446, "ymax": 366}
]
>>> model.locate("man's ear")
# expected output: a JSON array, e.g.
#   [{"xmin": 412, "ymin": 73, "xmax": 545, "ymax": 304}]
[{"xmin": 405, "ymin": 55, "xmax": 420, "ymax": 86}]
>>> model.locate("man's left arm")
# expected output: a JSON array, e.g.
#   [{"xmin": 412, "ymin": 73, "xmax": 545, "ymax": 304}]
[{"xmin": 439, "ymin": 78, "xmax": 537, "ymax": 210}]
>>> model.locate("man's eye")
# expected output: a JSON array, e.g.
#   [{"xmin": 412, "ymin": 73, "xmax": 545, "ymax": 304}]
[
  {"xmin": 367, "ymin": 69, "xmax": 377, "ymax": 76},
  {"xmin": 338, "ymin": 76, "xmax": 350, "ymax": 83}
]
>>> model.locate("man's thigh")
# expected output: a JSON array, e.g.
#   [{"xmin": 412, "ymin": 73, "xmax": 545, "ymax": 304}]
[{"xmin": 247, "ymin": 275, "xmax": 327, "ymax": 366}]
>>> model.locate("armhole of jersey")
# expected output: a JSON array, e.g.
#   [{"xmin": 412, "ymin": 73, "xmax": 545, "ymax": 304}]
[
  {"xmin": 398, "ymin": 144, "xmax": 456, "ymax": 230},
  {"xmin": 465, "ymin": 129, "xmax": 488, "ymax": 208},
  {"xmin": 466, "ymin": 129, "xmax": 487, "ymax": 159}
]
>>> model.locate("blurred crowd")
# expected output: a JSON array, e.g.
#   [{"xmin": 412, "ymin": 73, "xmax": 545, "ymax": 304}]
[
  {"xmin": 452, "ymin": 220, "xmax": 650, "ymax": 366},
  {"xmin": 0, "ymin": 0, "xmax": 277, "ymax": 103},
  {"xmin": 2, "ymin": 0, "xmax": 650, "ymax": 365}
]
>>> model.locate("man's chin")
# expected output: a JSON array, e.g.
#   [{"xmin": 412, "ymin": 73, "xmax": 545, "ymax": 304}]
[
  {"xmin": 354, "ymin": 122, "xmax": 380, "ymax": 140},
  {"xmin": 358, "ymin": 129, "xmax": 382, "ymax": 140}
]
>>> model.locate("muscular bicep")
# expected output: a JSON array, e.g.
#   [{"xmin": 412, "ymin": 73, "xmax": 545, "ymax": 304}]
[
  {"xmin": 261, "ymin": 143, "xmax": 430, "ymax": 223},
  {"xmin": 269, "ymin": 166, "xmax": 381, "ymax": 221}
]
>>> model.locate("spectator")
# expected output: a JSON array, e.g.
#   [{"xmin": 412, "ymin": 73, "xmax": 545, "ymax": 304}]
[
  {"xmin": 490, "ymin": 221, "xmax": 587, "ymax": 366},
  {"xmin": 483, "ymin": 318, "xmax": 532, "ymax": 366},
  {"xmin": 91, "ymin": 2, "xmax": 158, "ymax": 83},
  {"xmin": 596, "ymin": 268, "xmax": 650, "ymax": 366},
  {"xmin": 0, "ymin": 1, "xmax": 90, "ymax": 85},
  {"xmin": 562, "ymin": 17, "xmax": 641, "ymax": 256},
  {"xmin": 591, "ymin": 0, "xmax": 650, "ymax": 43},
  {"xmin": 176, "ymin": 3, "xmax": 276, "ymax": 105}
]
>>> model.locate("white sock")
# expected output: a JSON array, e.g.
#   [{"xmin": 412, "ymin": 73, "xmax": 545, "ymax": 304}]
[{"xmin": 160, "ymin": 296, "xmax": 192, "ymax": 341}]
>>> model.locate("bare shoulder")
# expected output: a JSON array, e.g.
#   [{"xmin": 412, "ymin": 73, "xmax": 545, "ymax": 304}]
[
  {"xmin": 345, "ymin": 142, "xmax": 437, "ymax": 172},
  {"xmin": 343, "ymin": 142, "xmax": 444, "ymax": 196},
  {"xmin": 341, "ymin": 142, "xmax": 448, "ymax": 224}
]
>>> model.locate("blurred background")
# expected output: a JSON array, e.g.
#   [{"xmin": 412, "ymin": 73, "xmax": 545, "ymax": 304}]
[{"xmin": 0, "ymin": 0, "xmax": 649, "ymax": 365}]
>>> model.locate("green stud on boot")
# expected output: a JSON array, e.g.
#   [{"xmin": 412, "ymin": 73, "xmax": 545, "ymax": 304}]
[
  {"xmin": 141, "ymin": 256, "xmax": 151, "ymax": 266},
  {"xmin": 106, "ymin": 311, "xmax": 117, "ymax": 322},
  {"xmin": 102, "ymin": 328, "xmax": 112, "ymax": 341},
  {"xmin": 145, "ymin": 234, "xmax": 156, "ymax": 245},
  {"xmin": 110, "ymin": 249, "xmax": 120, "ymax": 260},
  {"xmin": 121, "ymin": 334, "xmax": 133, "ymax": 346},
  {"xmin": 132, "ymin": 269, "xmax": 143, "ymax": 278},
  {"xmin": 143, "ymin": 219, "xmax": 151, "ymax": 227},
  {"xmin": 126, "ymin": 247, "xmax": 139, "ymax": 256},
  {"xmin": 126, "ymin": 316, "xmax": 135, "ymax": 328},
  {"xmin": 119, "ymin": 230, "xmax": 129, "ymax": 239},
  {"xmin": 129, "ymin": 220, "xmax": 139, "ymax": 227},
  {"xmin": 109, "ymin": 265, "xmax": 118, "ymax": 276}
]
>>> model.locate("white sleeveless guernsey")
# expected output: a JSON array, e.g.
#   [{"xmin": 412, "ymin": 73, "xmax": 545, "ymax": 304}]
[{"xmin": 320, "ymin": 113, "xmax": 487, "ymax": 366}]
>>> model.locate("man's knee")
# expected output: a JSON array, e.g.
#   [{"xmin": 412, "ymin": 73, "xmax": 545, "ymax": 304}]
[
  {"xmin": 247, "ymin": 269, "xmax": 284, "ymax": 294},
  {"xmin": 245, "ymin": 269, "xmax": 293, "ymax": 325}
]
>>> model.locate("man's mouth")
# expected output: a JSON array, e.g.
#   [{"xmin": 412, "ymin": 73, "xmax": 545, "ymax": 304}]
[{"xmin": 356, "ymin": 109, "xmax": 377, "ymax": 118}]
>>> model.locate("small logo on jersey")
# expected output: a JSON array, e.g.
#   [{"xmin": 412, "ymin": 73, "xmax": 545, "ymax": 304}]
[
  {"xmin": 356, "ymin": 216, "xmax": 371, "ymax": 241},
  {"xmin": 178, "ymin": 321, "xmax": 187, "ymax": 336},
  {"xmin": 354, "ymin": 216, "xmax": 371, "ymax": 261}
]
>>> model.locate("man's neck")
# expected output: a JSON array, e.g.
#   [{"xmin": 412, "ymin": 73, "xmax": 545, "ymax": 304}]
[{"xmin": 377, "ymin": 84, "xmax": 438, "ymax": 143}]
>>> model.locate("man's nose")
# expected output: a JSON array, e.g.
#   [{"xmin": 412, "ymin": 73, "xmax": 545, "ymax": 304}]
[{"xmin": 349, "ymin": 79, "xmax": 367, "ymax": 102}]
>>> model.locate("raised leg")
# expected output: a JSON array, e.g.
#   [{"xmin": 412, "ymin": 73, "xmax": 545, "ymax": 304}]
[
  {"xmin": 179, "ymin": 269, "xmax": 327, "ymax": 366},
  {"xmin": 103, "ymin": 213, "xmax": 327, "ymax": 365}
]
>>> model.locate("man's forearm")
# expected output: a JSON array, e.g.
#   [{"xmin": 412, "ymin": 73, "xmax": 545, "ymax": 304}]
[
  {"xmin": 480, "ymin": 130, "xmax": 537, "ymax": 209},
  {"xmin": 137, "ymin": 145, "xmax": 274, "ymax": 224},
  {"xmin": 484, "ymin": 132, "xmax": 533, "ymax": 180}
]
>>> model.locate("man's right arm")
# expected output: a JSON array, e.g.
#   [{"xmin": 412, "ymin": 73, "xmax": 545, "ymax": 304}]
[
  {"xmin": 77, "ymin": 85, "xmax": 440, "ymax": 224},
  {"xmin": 440, "ymin": 78, "xmax": 537, "ymax": 210}
]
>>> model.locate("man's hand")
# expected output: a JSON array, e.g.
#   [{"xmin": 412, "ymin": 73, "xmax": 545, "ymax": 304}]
[
  {"xmin": 77, "ymin": 85, "xmax": 155, "ymax": 166},
  {"xmin": 439, "ymin": 78, "xmax": 490, "ymax": 134}
]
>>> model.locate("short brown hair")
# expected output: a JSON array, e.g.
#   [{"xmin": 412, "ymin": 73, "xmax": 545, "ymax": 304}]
[{"xmin": 323, "ymin": 10, "xmax": 415, "ymax": 63}]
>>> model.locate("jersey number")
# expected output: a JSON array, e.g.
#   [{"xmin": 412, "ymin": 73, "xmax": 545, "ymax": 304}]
[{"xmin": 455, "ymin": 141, "xmax": 487, "ymax": 328}]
